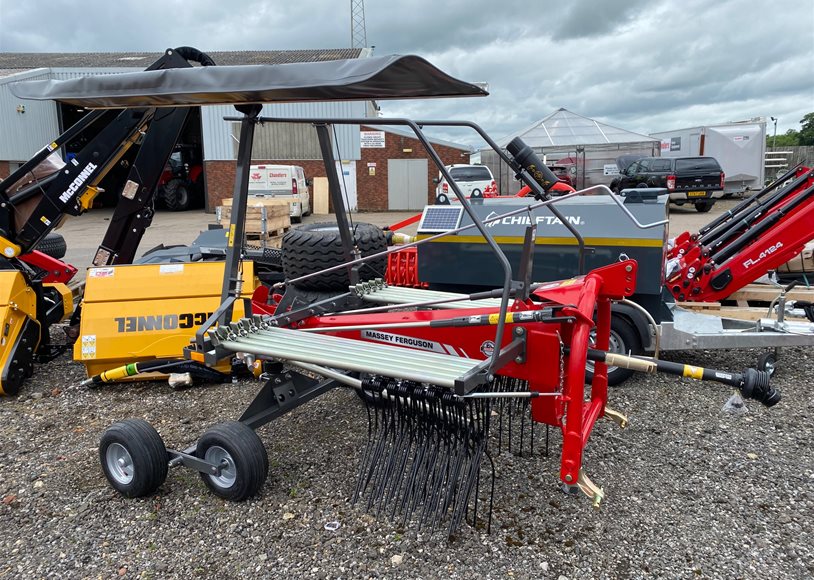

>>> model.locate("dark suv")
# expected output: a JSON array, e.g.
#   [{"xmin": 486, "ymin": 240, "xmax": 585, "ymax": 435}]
[{"xmin": 611, "ymin": 156, "xmax": 725, "ymax": 212}]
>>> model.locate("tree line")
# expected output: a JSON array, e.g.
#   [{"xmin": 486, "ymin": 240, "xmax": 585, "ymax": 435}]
[{"xmin": 766, "ymin": 113, "xmax": 814, "ymax": 147}]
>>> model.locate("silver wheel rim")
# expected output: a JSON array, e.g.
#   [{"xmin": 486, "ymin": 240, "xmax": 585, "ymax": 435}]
[
  {"xmin": 763, "ymin": 358, "xmax": 776, "ymax": 376},
  {"xmin": 106, "ymin": 443, "xmax": 135, "ymax": 485},
  {"xmin": 587, "ymin": 329, "xmax": 624, "ymax": 375},
  {"xmin": 205, "ymin": 445, "xmax": 236, "ymax": 489}
]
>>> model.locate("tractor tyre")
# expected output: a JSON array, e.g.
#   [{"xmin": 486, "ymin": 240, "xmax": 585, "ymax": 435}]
[
  {"xmin": 281, "ymin": 222, "xmax": 387, "ymax": 290},
  {"xmin": 196, "ymin": 422, "xmax": 268, "ymax": 501},
  {"xmin": 100, "ymin": 419, "xmax": 168, "ymax": 498},
  {"xmin": 38, "ymin": 233, "xmax": 67, "ymax": 260},
  {"xmin": 163, "ymin": 179, "xmax": 192, "ymax": 212},
  {"xmin": 585, "ymin": 315, "xmax": 643, "ymax": 386}
]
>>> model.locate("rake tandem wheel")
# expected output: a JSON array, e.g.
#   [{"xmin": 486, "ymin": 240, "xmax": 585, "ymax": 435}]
[{"xmin": 99, "ymin": 419, "xmax": 169, "ymax": 498}]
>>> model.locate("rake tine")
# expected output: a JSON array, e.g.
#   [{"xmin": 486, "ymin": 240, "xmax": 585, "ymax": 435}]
[
  {"xmin": 519, "ymin": 398, "xmax": 526, "ymax": 458},
  {"xmin": 355, "ymin": 397, "xmax": 387, "ymax": 500},
  {"xmin": 403, "ymin": 398, "xmax": 438, "ymax": 525},
  {"xmin": 367, "ymin": 400, "xmax": 399, "ymax": 510},
  {"xmin": 528, "ymin": 399, "xmax": 535, "ymax": 456},
  {"xmin": 438, "ymin": 402, "xmax": 468, "ymax": 527},
  {"xmin": 383, "ymin": 390, "xmax": 417, "ymax": 515},
  {"xmin": 364, "ymin": 395, "xmax": 397, "ymax": 510},
  {"xmin": 352, "ymin": 395, "xmax": 377, "ymax": 503},
  {"xmin": 373, "ymin": 386, "xmax": 409, "ymax": 513},
  {"xmin": 422, "ymin": 412, "xmax": 458, "ymax": 529},
  {"xmin": 416, "ymin": 397, "xmax": 448, "ymax": 528}
]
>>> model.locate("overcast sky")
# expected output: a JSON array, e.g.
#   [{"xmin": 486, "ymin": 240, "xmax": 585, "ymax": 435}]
[{"xmin": 1, "ymin": 0, "xmax": 812, "ymax": 147}]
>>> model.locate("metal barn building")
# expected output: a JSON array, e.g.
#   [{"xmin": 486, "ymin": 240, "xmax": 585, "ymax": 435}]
[{"xmin": 0, "ymin": 49, "xmax": 384, "ymax": 209}]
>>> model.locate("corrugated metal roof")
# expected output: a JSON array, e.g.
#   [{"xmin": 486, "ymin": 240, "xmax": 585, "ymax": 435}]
[
  {"xmin": 498, "ymin": 108, "xmax": 657, "ymax": 148},
  {"xmin": 0, "ymin": 49, "xmax": 367, "ymax": 70}
]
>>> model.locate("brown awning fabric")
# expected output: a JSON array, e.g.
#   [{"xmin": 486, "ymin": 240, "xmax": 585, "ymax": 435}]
[{"xmin": 10, "ymin": 55, "xmax": 488, "ymax": 108}]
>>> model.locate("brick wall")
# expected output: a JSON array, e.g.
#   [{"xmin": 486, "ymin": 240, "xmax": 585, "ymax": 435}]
[
  {"xmin": 0, "ymin": 161, "xmax": 9, "ymax": 180},
  {"xmin": 357, "ymin": 125, "xmax": 469, "ymax": 210},
  {"xmin": 203, "ymin": 161, "xmax": 236, "ymax": 210},
  {"xmin": 203, "ymin": 129, "xmax": 469, "ymax": 212},
  {"xmin": 204, "ymin": 159, "xmax": 325, "ymax": 211}
]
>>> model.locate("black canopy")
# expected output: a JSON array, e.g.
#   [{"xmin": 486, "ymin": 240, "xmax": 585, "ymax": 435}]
[{"xmin": 10, "ymin": 54, "xmax": 487, "ymax": 108}]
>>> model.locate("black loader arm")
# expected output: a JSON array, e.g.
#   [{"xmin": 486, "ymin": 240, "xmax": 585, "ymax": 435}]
[{"xmin": 0, "ymin": 47, "xmax": 215, "ymax": 262}]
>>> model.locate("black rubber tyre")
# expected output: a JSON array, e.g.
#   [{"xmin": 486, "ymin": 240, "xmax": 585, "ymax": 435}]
[
  {"xmin": 281, "ymin": 222, "xmax": 387, "ymax": 290},
  {"xmin": 695, "ymin": 200, "xmax": 715, "ymax": 213},
  {"xmin": 99, "ymin": 419, "xmax": 168, "ymax": 498},
  {"xmin": 196, "ymin": 421, "xmax": 268, "ymax": 501},
  {"xmin": 38, "ymin": 233, "xmax": 67, "ymax": 260},
  {"xmin": 585, "ymin": 315, "xmax": 643, "ymax": 386},
  {"xmin": 163, "ymin": 179, "xmax": 191, "ymax": 212},
  {"xmin": 636, "ymin": 182, "xmax": 649, "ymax": 188},
  {"xmin": 757, "ymin": 352, "xmax": 777, "ymax": 377}
]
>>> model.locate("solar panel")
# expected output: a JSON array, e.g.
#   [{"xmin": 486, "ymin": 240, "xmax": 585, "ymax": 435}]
[{"xmin": 418, "ymin": 205, "xmax": 463, "ymax": 233}]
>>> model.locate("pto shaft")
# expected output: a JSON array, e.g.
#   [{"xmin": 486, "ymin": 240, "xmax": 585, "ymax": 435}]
[{"xmin": 584, "ymin": 349, "xmax": 780, "ymax": 407}]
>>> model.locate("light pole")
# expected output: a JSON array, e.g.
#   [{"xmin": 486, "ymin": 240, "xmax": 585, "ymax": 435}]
[{"xmin": 770, "ymin": 116, "xmax": 778, "ymax": 149}]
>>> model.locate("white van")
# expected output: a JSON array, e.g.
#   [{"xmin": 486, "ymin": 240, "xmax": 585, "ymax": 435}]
[
  {"xmin": 248, "ymin": 164, "xmax": 311, "ymax": 221},
  {"xmin": 434, "ymin": 164, "xmax": 498, "ymax": 202}
]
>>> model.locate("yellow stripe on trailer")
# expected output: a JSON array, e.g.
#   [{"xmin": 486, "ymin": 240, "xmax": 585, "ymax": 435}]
[{"xmin": 417, "ymin": 235, "xmax": 664, "ymax": 248}]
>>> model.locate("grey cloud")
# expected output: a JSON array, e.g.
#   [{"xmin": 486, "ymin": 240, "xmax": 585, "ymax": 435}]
[{"xmin": 0, "ymin": 0, "xmax": 811, "ymax": 146}]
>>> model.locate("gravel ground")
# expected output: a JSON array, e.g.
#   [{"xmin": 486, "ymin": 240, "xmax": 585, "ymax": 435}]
[{"xmin": 1, "ymin": 338, "xmax": 812, "ymax": 579}]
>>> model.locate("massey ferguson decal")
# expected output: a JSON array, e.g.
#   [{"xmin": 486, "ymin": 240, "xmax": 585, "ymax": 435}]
[
  {"xmin": 479, "ymin": 340, "xmax": 495, "ymax": 357},
  {"xmin": 742, "ymin": 242, "xmax": 784, "ymax": 269},
  {"xmin": 484, "ymin": 211, "xmax": 584, "ymax": 228},
  {"xmin": 361, "ymin": 330, "xmax": 462, "ymax": 356}
]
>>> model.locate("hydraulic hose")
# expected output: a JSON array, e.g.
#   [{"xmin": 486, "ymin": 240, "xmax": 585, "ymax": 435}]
[{"xmin": 79, "ymin": 358, "xmax": 228, "ymax": 387}]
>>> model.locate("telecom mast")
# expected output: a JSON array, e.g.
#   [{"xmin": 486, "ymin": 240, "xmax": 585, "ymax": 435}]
[{"xmin": 350, "ymin": 0, "xmax": 367, "ymax": 48}]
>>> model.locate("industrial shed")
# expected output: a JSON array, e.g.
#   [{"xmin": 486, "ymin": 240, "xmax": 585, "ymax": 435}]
[
  {"xmin": 0, "ymin": 48, "xmax": 467, "ymax": 211},
  {"xmin": 483, "ymin": 108, "xmax": 659, "ymax": 195}
]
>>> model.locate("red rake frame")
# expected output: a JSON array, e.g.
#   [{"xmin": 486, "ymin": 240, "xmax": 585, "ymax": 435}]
[{"xmin": 274, "ymin": 259, "xmax": 637, "ymax": 491}]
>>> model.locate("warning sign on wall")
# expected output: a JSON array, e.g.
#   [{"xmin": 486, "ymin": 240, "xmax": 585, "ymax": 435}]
[{"xmin": 361, "ymin": 131, "xmax": 386, "ymax": 148}]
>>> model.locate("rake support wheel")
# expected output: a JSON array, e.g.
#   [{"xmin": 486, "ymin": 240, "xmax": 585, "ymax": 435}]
[
  {"xmin": 196, "ymin": 421, "xmax": 268, "ymax": 501},
  {"xmin": 100, "ymin": 419, "xmax": 168, "ymax": 498}
]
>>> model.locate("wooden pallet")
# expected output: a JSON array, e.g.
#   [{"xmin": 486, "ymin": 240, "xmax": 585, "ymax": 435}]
[
  {"xmin": 677, "ymin": 302, "xmax": 783, "ymax": 321},
  {"xmin": 677, "ymin": 283, "xmax": 814, "ymax": 321},
  {"xmin": 245, "ymin": 235, "xmax": 284, "ymax": 249},
  {"xmin": 246, "ymin": 228, "xmax": 289, "ymax": 240},
  {"xmin": 724, "ymin": 283, "xmax": 814, "ymax": 307},
  {"xmin": 217, "ymin": 196, "xmax": 292, "ymax": 237}
]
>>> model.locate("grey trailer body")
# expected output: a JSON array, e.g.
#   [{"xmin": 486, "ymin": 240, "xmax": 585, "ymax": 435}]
[
  {"xmin": 415, "ymin": 193, "xmax": 814, "ymax": 363},
  {"xmin": 416, "ymin": 194, "xmax": 671, "ymax": 320}
]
